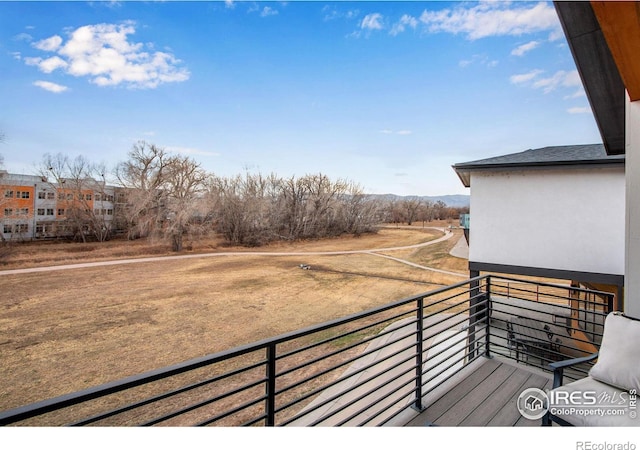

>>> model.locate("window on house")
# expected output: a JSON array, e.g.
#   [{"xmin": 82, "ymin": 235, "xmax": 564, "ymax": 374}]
[
  {"xmin": 16, "ymin": 191, "xmax": 30, "ymax": 199},
  {"xmin": 47, "ymin": 192, "xmax": 55, "ymax": 200},
  {"xmin": 15, "ymin": 224, "xmax": 28, "ymax": 233},
  {"xmin": 58, "ymin": 193, "xmax": 65, "ymax": 200},
  {"xmin": 4, "ymin": 190, "xmax": 13, "ymax": 198},
  {"xmin": 19, "ymin": 208, "xmax": 29, "ymax": 215},
  {"xmin": 107, "ymin": 209, "xmax": 113, "ymax": 216},
  {"xmin": 95, "ymin": 194, "xmax": 102, "ymax": 201},
  {"xmin": 3, "ymin": 225, "xmax": 12, "ymax": 233},
  {"xmin": 57, "ymin": 209, "xmax": 65, "ymax": 216},
  {"xmin": 38, "ymin": 192, "xmax": 46, "ymax": 199},
  {"xmin": 35, "ymin": 225, "xmax": 44, "ymax": 234},
  {"xmin": 46, "ymin": 209, "xmax": 54, "ymax": 216},
  {"xmin": 66, "ymin": 193, "xmax": 73, "ymax": 200},
  {"xmin": 85, "ymin": 193, "xmax": 92, "ymax": 201},
  {"xmin": 37, "ymin": 208, "xmax": 45, "ymax": 215},
  {"xmin": 4, "ymin": 208, "xmax": 12, "ymax": 216}
]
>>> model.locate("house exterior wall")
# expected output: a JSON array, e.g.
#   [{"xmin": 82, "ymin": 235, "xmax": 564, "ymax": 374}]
[
  {"xmin": 0, "ymin": 172, "xmax": 119, "ymax": 240},
  {"xmin": 625, "ymin": 94, "xmax": 640, "ymax": 319},
  {"xmin": 469, "ymin": 166, "xmax": 625, "ymax": 277}
]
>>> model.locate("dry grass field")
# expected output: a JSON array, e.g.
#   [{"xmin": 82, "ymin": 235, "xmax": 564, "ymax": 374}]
[{"xmin": 0, "ymin": 223, "xmax": 470, "ymax": 413}]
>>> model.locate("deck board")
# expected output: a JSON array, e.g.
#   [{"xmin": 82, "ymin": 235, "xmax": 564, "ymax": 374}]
[{"xmin": 404, "ymin": 356, "xmax": 553, "ymax": 427}]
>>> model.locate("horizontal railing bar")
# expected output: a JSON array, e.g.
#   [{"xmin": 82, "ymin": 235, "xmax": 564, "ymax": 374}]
[
  {"xmin": 276, "ymin": 315, "xmax": 418, "ymax": 378},
  {"xmin": 421, "ymin": 305, "xmax": 486, "ymax": 344},
  {"xmin": 491, "ymin": 297, "xmax": 608, "ymax": 324},
  {"xmin": 195, "ymin": 395, "xmax": 267, "ymax": 427},
  {"xmin": 337, "ymin": 372, "xmax": 418, "ymax": 427},
  {"xmin": 276, "ymin": 327, "xmax": 417, "ymax": 401},
  {"xmin": 277, "ymin": 340, "xmax": 419, "ymax": 421},
  {"xmin": 489, "ymin": 321, "xmax": 601, "ymax": 356},
  {"xmin": 141, "ymin": 376, "xmax": 269, "ymax": 426},
  {"xmin": 490, "ymin": 275, "xmax": 615, "ymax": 298},
  {"xmin": 420, "ymin": 337, "xmax": 483, "ymax": 391},
  {"xmin": 69, "ymin": 357, "xmax": 269, "ymax": 426},
  {"xmin": 276, "ymin": 308, "xmax": 418, "ymax": 362},
  {"xmin": 307, "ymin": 360, "xmax": 419, "ymax": 427}
]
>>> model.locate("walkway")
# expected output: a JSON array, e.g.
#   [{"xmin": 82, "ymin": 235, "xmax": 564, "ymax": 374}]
[{"xmin": 0, "ymin": 227, "xmax": 462, "ymax": 277}]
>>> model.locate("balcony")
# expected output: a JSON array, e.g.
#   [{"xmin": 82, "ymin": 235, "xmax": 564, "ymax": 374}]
[{"xmin": 0, "ymin": 275, "xmax": 611, "ymax": 427}]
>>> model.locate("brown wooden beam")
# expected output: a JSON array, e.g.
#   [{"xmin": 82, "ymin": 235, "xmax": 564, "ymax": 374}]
[{"xmin": 592, "ymin": 1, "xmax": 640, "ymax": 101}]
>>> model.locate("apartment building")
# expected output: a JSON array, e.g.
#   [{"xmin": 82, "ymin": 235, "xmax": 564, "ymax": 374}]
[{"xmin": 0, "ymin": 170, "xmax": 118, "ymax": 241}]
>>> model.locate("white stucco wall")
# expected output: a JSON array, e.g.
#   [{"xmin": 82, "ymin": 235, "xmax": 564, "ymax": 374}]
[
  {"xmin": 469, "ymin": 166, "xmax": 625, "ymax": 276},
  {"xmin": 625, "ymin": 95, "xmax": 640, "ymax": 318}
]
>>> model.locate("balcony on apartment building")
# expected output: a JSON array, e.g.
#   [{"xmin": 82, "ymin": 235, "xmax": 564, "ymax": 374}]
[{"xmin": 0, "ymin": 275, "xmax": 610, "ymax": 427}]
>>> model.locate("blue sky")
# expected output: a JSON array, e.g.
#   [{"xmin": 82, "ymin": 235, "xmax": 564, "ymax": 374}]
[{"xmin": 0, "ymin": 1, "xmax": 602, "ymax": 196}]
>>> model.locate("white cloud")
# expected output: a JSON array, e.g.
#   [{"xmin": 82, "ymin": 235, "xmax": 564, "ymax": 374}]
[
  {"xmin": 511, "ymin": 40, "xmax": 540, "ymax": 57},
  {"xmin": 322, "ymin": 5, "xmax": 359, "ymax": 21},
  {"xmin": 510, "ymin": 69, "xmax": 544, "ymax": 85},
  {"xmin": 33, "ymin": 80, "xmax": 68, "ymax": 93},
  {"xmin": 511, "ymin": 69, "xmax": 583, "ymax": 96},
  {"xmin": 23, "ymin": 22, "xmax": 190, "ymax": 89},
  {"xmin": 261, "ymin": 6, "xmax": 278, "ymax": 17},
  {"xmin": 567, "ymin": 106, "xmax": 591, "ymax": 114},
  {"xmin": 532, "ymin": 70, "xmax": 581, "ymax": 94},
  {"xmin": 459, "ymin": 54, "xmax": 499, "ymax": 69},
  {"xmin": 361, "ymin": 13, "xmax": 383, "ymax": 31},
  {"xmin": 13, "ymin": 32, "xmax": 33, "ymax": 42},
  {"xmin": 38, "ymin": 56, "xmax": 68, "ymax": 73},
  {"xmin": 225, "ymin": 0, "xmax": 235, "ymax": 9},
  {"xmin": 33, "ymin": 35, "xmax": 63, "ymax": 52},
  {"xmin": 420, "ymin": 2, "xmax": 560, "ymax": 40},
  {"xmin": 390, "ymin": 14, "xmax": 418, "ymax": 36}
]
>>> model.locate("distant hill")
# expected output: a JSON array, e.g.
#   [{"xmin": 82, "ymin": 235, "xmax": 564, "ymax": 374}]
[{"xmin": 368, "ymin": 194, "xmax": 470, "ymax": 208}]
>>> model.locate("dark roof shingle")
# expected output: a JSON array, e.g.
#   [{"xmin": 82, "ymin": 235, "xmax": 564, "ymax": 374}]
[{"xmin": 453, "ymin": 144, "xmax": 624, "ymax": 187}]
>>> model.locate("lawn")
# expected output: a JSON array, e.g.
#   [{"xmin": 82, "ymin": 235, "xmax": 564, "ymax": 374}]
[{"xmin": 0, "ymin": 224, "xmax": 469, "ymax": 412}]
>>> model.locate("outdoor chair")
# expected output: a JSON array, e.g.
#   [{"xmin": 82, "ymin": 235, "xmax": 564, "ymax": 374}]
[{"xmin": 542, "ymin": 311, "xmax": 640, "ymax": 426}]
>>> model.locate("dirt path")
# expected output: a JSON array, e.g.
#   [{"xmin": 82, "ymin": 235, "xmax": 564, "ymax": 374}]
[{"xmin": 0, "ymin": 227, "xmax": 462, "ymax": 276}]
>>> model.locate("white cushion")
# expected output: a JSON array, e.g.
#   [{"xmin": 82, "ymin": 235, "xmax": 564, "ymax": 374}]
[{"xmin": 589, "ymin": 313, "xmax": 640, "ymax": 391}]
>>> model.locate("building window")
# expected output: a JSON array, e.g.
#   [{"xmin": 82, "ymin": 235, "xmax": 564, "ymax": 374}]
[
  {"xmin": 57, "ymin": 209, "xmax": 65, "ymax": 216},
  {"xmin": 38, "ymin": 192, "xmax": 46, "ymax": 199},
  {"xmin": 95, "ymin": 194, "xmax": 102, "ymax": 201},
  {"xmin": 16, "ymin": 191, "xmax": 30, "ymax": 199},
  {"xmin": 15, "ymin": 224, "xmax": 28, "ymax": 233},
  {"xmin": 58, "ymin": 193, "xmax": 65, "ymax": 200},
  {"xmin": 37, "ymin": 208, "xmax": 45, "ymax": 216},
  {"xmin": 4, "ymin": 190, "xmax": 13, "ymax": 198},
  {"xmin": 66, "ymin": 193, "xmax": 73, "ymax": 200},
  {"xmin": 19, "ymin": 208, "xmax": 29, "ymax": 215},
  {"xmin": 4, "ymin": 208, "xmax": 12, "ymax": 216},
  {"xmin": 35, "ymin": 225, "xmax": 45, "ymax": 234},
  {"xmin": 46, "ymin": 208, "xmax": 54, "ymax": 216},
  {"xmin": 3, "ymin": 225, "xmax": 12, "ymax": 233},
  {"xmin": 107, "ymin": 209, "xmax": 113, "ymax": 216},
  {"xmin": 86, "ymin": 193, "xmax": 92, "ymax": 201},
  {"xmin": 47, "ymin": 192, "xmax": 55, "ymax": 200}
]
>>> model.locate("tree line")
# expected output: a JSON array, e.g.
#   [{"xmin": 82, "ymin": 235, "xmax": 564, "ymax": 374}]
[{"xmin": 2, "ymin": 141, "xmax": 468, "ymax": 252}]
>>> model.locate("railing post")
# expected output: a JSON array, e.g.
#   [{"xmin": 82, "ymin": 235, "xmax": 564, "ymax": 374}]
[
  {"xmin": 266, "ymin": 343, "xmax": 277, "ymax": 426},
  {"xmin": 485, "ymin": 277, "xmax": 491, "ymax": 358},
  {"xmin": 413, "ymin": 297, "xmax": 424, "ymax": 411}
]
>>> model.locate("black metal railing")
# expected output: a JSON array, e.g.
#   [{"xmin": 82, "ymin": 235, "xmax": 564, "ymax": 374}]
[{"xmin": 0, "ymin": 275, "xmax": 614, "ymax": 427}]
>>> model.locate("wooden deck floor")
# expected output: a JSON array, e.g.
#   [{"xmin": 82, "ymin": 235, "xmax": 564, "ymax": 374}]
[{"xmin": 404, "ymin": 356, "xmax": 553, "ymax": 427}]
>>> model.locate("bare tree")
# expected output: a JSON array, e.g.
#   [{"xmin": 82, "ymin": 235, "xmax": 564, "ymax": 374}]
[
  {"xmin": 161, "ymin": 155, "xmax": 208, "ymax": 251},
  {"xmin": 115, "ymin": 141, "xmax": 169, "ymax": 240},
  {"xmin": 401, "ymin": 198, "xmax": 422, "ymax": 226},
  {"xmin": 38, "ymin": 153, "xmax": 113, "ymax": 242}
]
